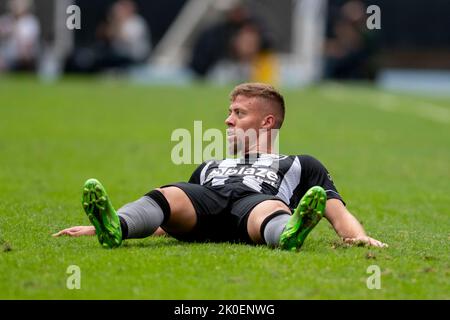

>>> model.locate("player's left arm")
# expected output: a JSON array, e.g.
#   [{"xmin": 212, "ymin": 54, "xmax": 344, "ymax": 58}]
[
  {"xmin": 324, "ymin": 199, "xmax": 388, "ymax": 248},
  {"xmin": 300, "ymin": 155, "xmax": 388, "ymax": 248}
]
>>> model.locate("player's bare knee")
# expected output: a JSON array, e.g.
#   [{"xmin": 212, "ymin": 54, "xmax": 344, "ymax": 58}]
[
  {"xmin": 250, "ymin": 200, "xmax": 289, "ymax": 220},
  {"xmin": 156, "ymin": 187, "xmax": 177, "ymax": 209},
  {"xmin": 157, "ymin": 186, "xmax": 197, "ymax": 232},
  {"xmin": 268, "ymin": 202, "xmax": 290, "ymax": 214},
  {"xmin": 247, "ymin": 200, "xmax": 290, "ymax": 244},
  {"xmin": 155, "ymin": 187, "xmax": 170, "ymax": 198}
]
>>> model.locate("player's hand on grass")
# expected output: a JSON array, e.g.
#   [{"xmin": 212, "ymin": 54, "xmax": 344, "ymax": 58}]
[
  {"xmin": 343, "ymin": 236, "xmax": 388, "ymax": 248},
  {"xmin": 52, "ymin": 226, "xmax": 95, "ymax": 237}
]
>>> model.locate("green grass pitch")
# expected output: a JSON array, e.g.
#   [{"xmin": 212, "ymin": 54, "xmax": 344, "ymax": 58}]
[{"xmin": 0, "ymin": 76, "xmax": 448, "ymax": 299}]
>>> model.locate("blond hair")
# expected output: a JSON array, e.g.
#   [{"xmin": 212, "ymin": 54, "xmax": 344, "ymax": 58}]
[{"xmin": 230, "ymin": 83, "xmax": 285, "ymax": 128}]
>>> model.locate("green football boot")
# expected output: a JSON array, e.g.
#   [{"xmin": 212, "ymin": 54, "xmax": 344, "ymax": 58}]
[
  {"xmin": 279, "ymin": 186, "xmax": 326, "ymax": 251},
  {"xmin": 82, "ymin": 178, "xmax": 122, "ymax": 249}
]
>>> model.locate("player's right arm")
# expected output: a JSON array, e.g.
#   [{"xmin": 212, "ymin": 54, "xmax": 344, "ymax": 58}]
[
  {"xmin": 52, "ymin": 226, "xmax": 167, "ymax": 237},
  {"xmin": 52, "ymin": 226, "xmax": 95, "ymax": 237}
]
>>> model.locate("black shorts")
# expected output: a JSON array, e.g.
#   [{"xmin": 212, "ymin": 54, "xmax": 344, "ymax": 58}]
[{"xmin": 161, "ymin": 182, "xmax": 287, "ymax": 244}]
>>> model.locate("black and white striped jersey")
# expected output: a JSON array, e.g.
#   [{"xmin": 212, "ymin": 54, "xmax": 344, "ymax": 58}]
[{"xmin": 189, "ymin": 153, "xmax": 344, "ymax": 210}]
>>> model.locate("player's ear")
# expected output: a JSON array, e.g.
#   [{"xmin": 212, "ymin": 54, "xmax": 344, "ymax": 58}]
[{"xmin": 261, "ymin": 114, "xmax": 276, "ymax": 129}]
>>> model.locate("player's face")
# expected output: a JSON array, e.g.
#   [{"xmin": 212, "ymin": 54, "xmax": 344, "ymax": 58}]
[{"xmin": 225, "ymin": 95, "xmax": 268, "ymax": 154}]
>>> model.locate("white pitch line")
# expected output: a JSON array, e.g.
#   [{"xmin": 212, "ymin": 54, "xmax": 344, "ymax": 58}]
[
  {"xmin": 375, "ymin": 92, "xmax": 450, "ymax": 124},
  {"xmin": 412, "ymin": 103, "xmax": 450, "ymax": 124},
  {"xmin": 320, "ymin": 87, "xmax": 450, "ymax": 125}
]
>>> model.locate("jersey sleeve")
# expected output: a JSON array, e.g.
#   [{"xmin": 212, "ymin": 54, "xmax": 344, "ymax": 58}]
[
  {"xmin": 298, "ymin": 155, "xmax": 345, "ymax": 205},
  {"xmin": 188, "ymin": 162, "xmax": 208, "ymax": 184}
]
